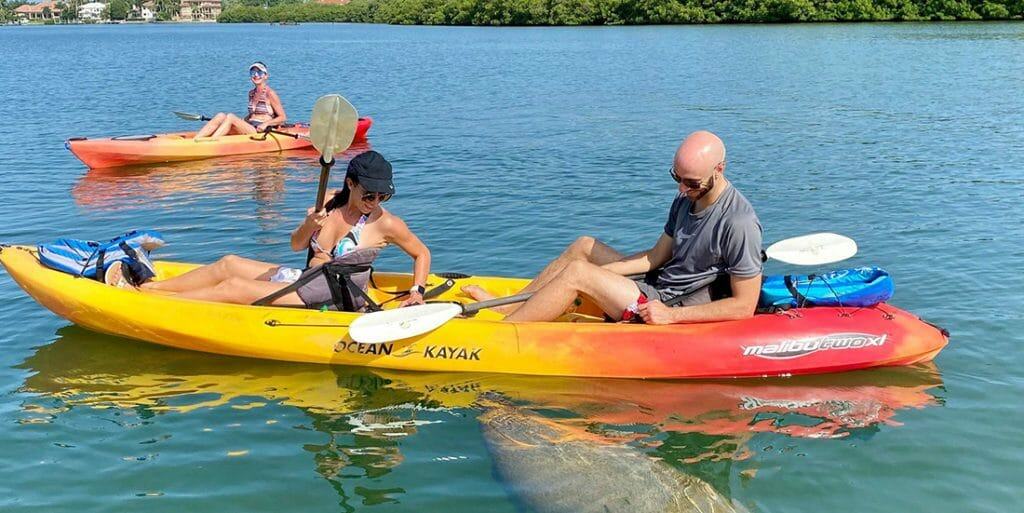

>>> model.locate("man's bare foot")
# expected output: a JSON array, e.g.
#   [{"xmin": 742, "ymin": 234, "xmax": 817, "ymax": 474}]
[
  {"xmin": 103, "ymin": 262, "xmax": 137, "ymax": 290},
  {"xmin": 461, "ymin": 285, "xmax": 496, "ymax": 302},
  {"xmin": 460, "ymin": 285, "xmax": 520, "ymax": 315}
]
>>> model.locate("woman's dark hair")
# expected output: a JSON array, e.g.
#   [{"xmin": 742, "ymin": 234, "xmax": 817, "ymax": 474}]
[{"xmin": 323, "ymin": 170, "xmax": 358, "ymax": 212}]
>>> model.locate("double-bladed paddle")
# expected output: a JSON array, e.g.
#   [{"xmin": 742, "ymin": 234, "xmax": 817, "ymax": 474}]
[{"xmin": 348, "ymin": 232, "xmax": 858, "ymax": 344}]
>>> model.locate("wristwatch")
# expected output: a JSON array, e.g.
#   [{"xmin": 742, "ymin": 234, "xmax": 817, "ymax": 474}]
[{"xmin": 410, "ymin": 285, "xmax": 426, "ymax": 296}]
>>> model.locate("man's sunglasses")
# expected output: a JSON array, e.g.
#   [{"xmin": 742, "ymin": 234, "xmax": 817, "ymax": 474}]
[
  {"xmin": 361, "ymin": 191, "xmax": 392, "ymax": 203},
  {"xmin": 669, "ymin": 166, "xmax": 709, "ymax": 190}
]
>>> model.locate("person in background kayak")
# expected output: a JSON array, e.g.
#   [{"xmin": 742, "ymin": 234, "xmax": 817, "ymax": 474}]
[
  {"xmin": 106, "ymin": 151, "xmax": 431, "ymax": 309},
  {"xmin": 463, "ymin": 130, "xmax": 763, "ymax": 325},
  {"xmin": 193, "ymin": 62, "xmax": 287, "ymax": 141}
]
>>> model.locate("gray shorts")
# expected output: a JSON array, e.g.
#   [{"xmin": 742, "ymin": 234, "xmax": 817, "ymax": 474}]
[{"xmin": 634, "ymin": 279, "xmax": 712, "ymax": 307}]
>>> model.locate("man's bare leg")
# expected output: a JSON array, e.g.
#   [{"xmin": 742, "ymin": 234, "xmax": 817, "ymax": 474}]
[
  {"xmin": 461, "ymin": 236, "xmax": 624, "ymax": 313},
  {"xmin": 502, "ymin": 260, "xmax": 642, "ymax": 322}
]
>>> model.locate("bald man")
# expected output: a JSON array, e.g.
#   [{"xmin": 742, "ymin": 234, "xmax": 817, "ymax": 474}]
[{"xmin": 464, "ymin": 130, "xmax": 763, "ymax": 324}]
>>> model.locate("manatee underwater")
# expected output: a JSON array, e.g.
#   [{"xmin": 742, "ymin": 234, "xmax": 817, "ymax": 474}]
[{"xmin": 477, "ymin": 394, "xmax": 747, "ymax": 513}]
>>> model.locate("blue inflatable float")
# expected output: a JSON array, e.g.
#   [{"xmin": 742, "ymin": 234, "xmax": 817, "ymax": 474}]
[{"xmin": 759, "ymin": 267, "xmax": 894, "ymax": 309}]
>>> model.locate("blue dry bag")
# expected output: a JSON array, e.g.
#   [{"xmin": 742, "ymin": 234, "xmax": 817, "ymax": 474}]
[
  {"xmin": 759, "ymin": 267, "xmax": 894, "ymax": 309},
  {"xmin": 38, "ymin": 229, "xmax": 165, "ymax": 283}
]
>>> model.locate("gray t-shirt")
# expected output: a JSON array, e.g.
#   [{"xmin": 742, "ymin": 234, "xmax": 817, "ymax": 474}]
[{"xmin": 655, "ymin": 184, "xmax": 763, "ymax": 298}]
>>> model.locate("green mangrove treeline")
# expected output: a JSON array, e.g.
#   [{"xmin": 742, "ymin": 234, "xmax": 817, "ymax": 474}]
[{"xmin": 217, "ymin": 0, "xmax": 1023, "ymax": 24}]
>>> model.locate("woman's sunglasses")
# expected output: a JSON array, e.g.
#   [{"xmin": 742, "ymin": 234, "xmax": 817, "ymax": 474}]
[
  {"xmin": 360, "ymin": 191, "xmax": 392, "ymax": 203},
  {"xmin": 249, "ymin": 70, "xmax": 267, "ymax": 78}
]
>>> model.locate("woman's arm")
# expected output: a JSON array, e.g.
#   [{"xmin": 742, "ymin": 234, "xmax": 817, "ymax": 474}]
[
  {"xmin": 384, "ymin": 215, "xmax": 431, "ymax": 306},
  {"xmin": 264, "ymin": 88, "xmax": 287, "ymax": 127},
  {"xmin": 291, "ymin": 207, "xmax": 326, "ymax": 252}
]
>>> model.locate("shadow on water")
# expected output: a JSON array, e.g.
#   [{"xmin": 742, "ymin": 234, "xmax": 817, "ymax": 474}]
[
  {"xmin": 477, "ymin": 393, "xmax": 747, "ymax": 512},
  {"xmin": 17, "ymin": 326, "xmax": 944, "ymax": 511}
]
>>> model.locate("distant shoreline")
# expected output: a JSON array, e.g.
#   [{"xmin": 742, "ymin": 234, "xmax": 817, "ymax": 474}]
[
  {"xmin": 2, "ymin": 20, "xmax": 216, "ymax": 25},
  {"xmin": 217, "ymin": 0, "xmax": 1023, "ymax": 25},
  {"xmin": 7, "ymin": 14, "xmax": 1022, "ymax": 27}
]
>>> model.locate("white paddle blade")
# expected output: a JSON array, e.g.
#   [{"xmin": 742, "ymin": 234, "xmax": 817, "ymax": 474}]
[
  {"xmin": 349, "ymin": 303, "xmax": 463, "ymax": 344},
  {"xmin": 309, "ymin": 94, "xmax": 358, "ymax": 163},
  {"xmin": 172, "ymin": 111, "xmax": 203, "ymax": 121},
  {"xmin": 765, "ymin": 232, "xmax": 857, "ymax": 266}
]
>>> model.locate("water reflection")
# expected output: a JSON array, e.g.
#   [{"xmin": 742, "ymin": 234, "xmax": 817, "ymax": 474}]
[
  {"xmin": 18, "ymin": 327, "xmax": 943, "ymax": 510},
  {"xmin": 71, "ymin": 144, "xmax": 373, "ymax": 228}
]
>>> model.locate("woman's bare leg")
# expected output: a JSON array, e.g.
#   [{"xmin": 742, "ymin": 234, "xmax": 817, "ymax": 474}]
[
  {"xmin": 142, "ymin": 254, "xmax": 279, "ymax": 293},
  {"xmin": 174, "ymin": 276, "xmax": 303, "ymax": 306},
  {"xmin": 211, "ymin": 113, "xmax": 257, "ymax": 139},
  {"xmin": 194, "ymin": 113, "xmax": 227, "ymax": 140}
]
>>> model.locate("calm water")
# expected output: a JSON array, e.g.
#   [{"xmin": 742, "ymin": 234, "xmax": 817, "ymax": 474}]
[{"xmin": 1, "ymin": 22, "xmax": 1023, "ymax": 512}]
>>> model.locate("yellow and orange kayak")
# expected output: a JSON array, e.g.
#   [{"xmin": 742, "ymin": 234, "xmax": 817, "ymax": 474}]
[
  {"xmin": 0, "ymin": 245, "xmax": 948, "ymax": 379},
  {"xmin": 66, "ymin": 118, "xmax": 373, "ymax": 169}
]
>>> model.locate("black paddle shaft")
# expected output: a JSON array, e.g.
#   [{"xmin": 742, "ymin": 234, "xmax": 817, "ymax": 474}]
[
  {"xmin": 306, "ymin": 157, "xmax": 336, "ymax": 266},
  {"xmin": 314, "ymin": 157, "xmax": 335, "ymax": 211}
]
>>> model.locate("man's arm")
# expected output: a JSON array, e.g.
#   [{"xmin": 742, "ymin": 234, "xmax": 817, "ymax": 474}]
[
  {"xmin": 601, "ymin": 233, "xmax": 675, "ymax": 276},
  {"xmin": 638, "ymin": 273, "xmax": 761, "ymax": 324}
]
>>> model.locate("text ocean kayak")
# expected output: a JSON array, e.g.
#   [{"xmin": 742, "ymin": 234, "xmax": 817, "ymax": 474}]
[
  {"xmin": 65, "ymin": 118, "xmax": 373, "ymax": 169},
  {"xmin": 0, "ymin": 246, "xmax": 948, "ymax": 379}
]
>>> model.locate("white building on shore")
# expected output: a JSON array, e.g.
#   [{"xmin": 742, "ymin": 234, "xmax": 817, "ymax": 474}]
[
  {"xmin": 130, "ymin": 2, "xmax": 156, "ymax": 20},
  {"xmin": 78, "ymin": 2, "xmax": 105, "ymax": 21}
]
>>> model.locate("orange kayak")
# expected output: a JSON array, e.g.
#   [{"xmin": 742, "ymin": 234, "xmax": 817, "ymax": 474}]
[{"xmin": 66, "ymin": 118, "xmax": 373, "ymax": 169}]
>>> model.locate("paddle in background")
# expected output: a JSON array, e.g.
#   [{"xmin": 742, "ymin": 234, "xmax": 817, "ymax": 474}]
[
  {"xmin": 305, "ymin": 94, "xmax": 360, "ymax": 264},
  {"xmin": 348, "ymin": 232, "xmax": 858, "ymax": 344},
  {"xmin": 173, "ymin": 111, "xmax": 213, "ymax": 122}
]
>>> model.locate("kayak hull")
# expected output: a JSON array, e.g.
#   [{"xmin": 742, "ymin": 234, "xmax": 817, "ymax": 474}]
[
  {"xmin": 0, "ymin": 246, "xmax": 948, "ymax": 379},
  {"xmin": 66, "ymin": 118, "xmax": 372, "ymax": 169}
]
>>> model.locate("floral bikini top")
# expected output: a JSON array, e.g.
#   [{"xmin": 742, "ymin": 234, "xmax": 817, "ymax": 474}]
[{"xmin": 309, "ymin": 214, "xmax": 368, "ymax": 258}]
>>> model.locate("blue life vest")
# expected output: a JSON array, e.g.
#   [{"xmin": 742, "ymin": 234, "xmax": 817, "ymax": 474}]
[
  {"xmin": 38, "ymin": 230, "xmax": 164, "ymax": 281},
  {"xmin": 759, "ymin": 267, "xmax": 894, "ymax": 309}
]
